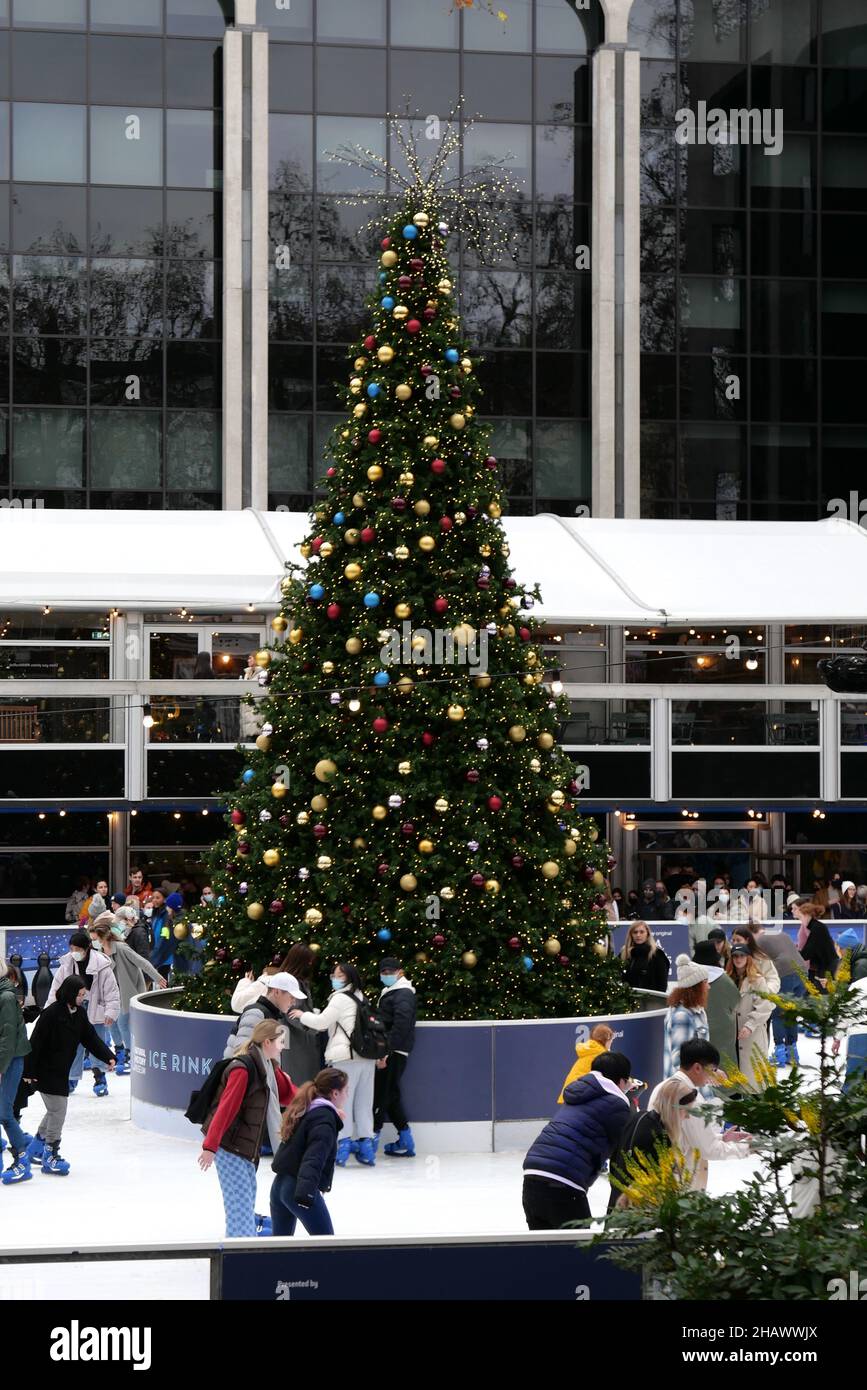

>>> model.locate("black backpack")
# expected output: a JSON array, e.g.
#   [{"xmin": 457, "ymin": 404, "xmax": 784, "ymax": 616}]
[
  {"xmin": 607, "ymin": 1108, "xmax": 670, "ymax": 1209},
  {"xmin": 185, "ymin": 1055, "xmax": 255, "ymax": 1127},
  {"xmin": 340, "ymin": 996, "xmax": 390, "ymax": 1061}
]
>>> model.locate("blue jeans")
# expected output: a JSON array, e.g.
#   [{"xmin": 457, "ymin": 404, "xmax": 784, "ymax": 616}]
[
  {"xmin": 0, "ymin": 1055, "xmax": 28, "ymax": 1153},
  {"xmin": 112, "ymin": 1014, "xmax": 130, "ymax": 1050},
  {"xmin": 270, "ymin": 1173, "xmax": 334, "ymax": 1238},
  {"xmin": 772, "ymin": 972, "xmax": 806, "ymax": 1047},
  {"xmin": 70, "ymin": 1023, "xmax": 110, "ymax": 1082}
]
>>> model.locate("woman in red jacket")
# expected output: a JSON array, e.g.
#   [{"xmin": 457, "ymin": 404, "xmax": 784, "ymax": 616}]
[{"xmin": 198, "ymin": 1019, "xmax": 295, "ymax": 1238}]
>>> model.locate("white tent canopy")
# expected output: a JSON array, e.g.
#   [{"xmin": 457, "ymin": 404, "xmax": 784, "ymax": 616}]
[{"xmin": 2, "ymin": 508, "xmax": 866, "ymax": 625}]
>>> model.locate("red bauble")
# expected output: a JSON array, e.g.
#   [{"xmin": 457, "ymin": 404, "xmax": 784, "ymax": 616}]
[
  {"xmin": 270, "ymin": 900, "xmax": 284, "ymax": 915},
  {"xmin": 504, "ymin": 578, "xmax": 516, "ymax": 591},
  {"xmin": 466, "ymin": 769, "xmax": 480, "ymax": 783},
  {"xmin": 424, "ymin": 309, "xmax": 436, "ymax": 320},
  {"xmin": 360, "ymin": 526, "xmax": 376, "ymax": 543},
  {"xmin": 381, "ymin": 237, "xmax": 391, "ymax": 249},
  {"xmin": 398, "ymin": 275, "xmax": 412, "ymax": 289},
  {"xmin": 431, "ymin": 458, "xmax": 446, "ymax": 475},
  {"xmin": 342, "ymin": 905, "xmax": 351, "ymax": 915},
  {"xmin": 433, "ymin": 597, "xmax": 448, "ymax": 614},
  {"xmin": 477, "ymin": 577, "xmax": 490, "ymax": 589},
  {"xmin": 231, "ymin": 958, "xmax": 244, "ymax": 972},
  {"xmin": 401, "ymin": 821, "xmax": 415, "ymax": 836},
  {"xmin": 326, "ymin": 602, "xmax": 341, "ymax": 620},
  {"xmin": 230, "ymin": 809, "xmax": 246, "ymax": 826},
  {"xmin": 485, "ymin": 455, "xmax": 498, "ymax": 469},
  {"xmin": 449, "ymin": 387, "xmax": 461, "ymax": 399},
  {"xmin": 410, "ymin": 258, "xmax": 424, "ymax": 271},
  {"xmin": 559, "ymin": 955, "xmax": 570, "ymax": 966},
  {"xmin": 237, "ymin": 840, "xmax": 251, "ymax": 854},
  {"xmin": 569, "ymin": 779, "xmax": 579, "ymax": 794},
  {"xmin": 364, "ymin": 334, "xmax": 376, "ymax": 350},
  {"xmin": 488, "ymin": 795, "xmax": 503, "ymax": 811},
  {"xmin": 373, "ymin": 716, "xmax": 389, "ymax": 733},
  {"xmin": 422, "ymin": 731, "xmax": 436, "ymax": 747},
  {"xmin": 311, "ymin": 536, "xmax": 323, "ymax": 553},
  {"xmin": 326, "ymin": 466, "xmax": 336, "ymax": 478},
  {"xmin": 511, "ymin": 854, "xmax": 525, "ymax": 869},
  {"xmin": 391, "ymin": 497, "xmax": 407, "ymax": 512},
  {"xmin": 406, "ymin": 319, "xmax": 422, "ymax": 334},
  {"xmin": 420, "ymin": 364, "xmax": 433, "ymax": 377},
  {"xmin": 377, "ymin": 862, "xmax": 389, "ymax": 877},
  {"xmin": 432, "ymin": 934, "xmax": 445, "ymax": 947},
  {"xmin": 471, "ymin": 873, "xmax": 485, "ymax": 888},
  {"xmin": 519, "ymin": 627, "xmax": 531, "ymax": 642},
  {"xmin": 313, "ymin": 823, "xmax": 328, "ymax": 838},
  {"xmin": 215, "ymin": 947, "xmax": 227, "ymax": 962},
  {"xmin": 583, "ymin": 866, "xmax": 596, "ymax": 881},
  {"xmin": 279, "ymin": 815, "xmax": 290, "ymax": 828},
  {"xmin": 508, "ymin": 937, "xmax": 521, "ymax": 950},
  {"xmin": 440, "ymin": 516, "xmax": 453, "ymax": 531},
  {"xmin": 368, "ymin": 428, "xmax": 382, "ymax": 444},
  {"xmin": 608, "ymin": 855, "xmax": 617, "ymax": 870}
]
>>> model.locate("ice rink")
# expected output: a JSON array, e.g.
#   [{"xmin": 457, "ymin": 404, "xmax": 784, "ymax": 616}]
[{"xmin": 1, "ymin": 1044, "xmax": 820, "ymax": 1301}]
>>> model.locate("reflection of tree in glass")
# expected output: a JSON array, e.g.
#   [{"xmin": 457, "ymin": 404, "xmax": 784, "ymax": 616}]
[{"xmin": 462, "ymin": 270, "xmax": 531, "ymax": 347}]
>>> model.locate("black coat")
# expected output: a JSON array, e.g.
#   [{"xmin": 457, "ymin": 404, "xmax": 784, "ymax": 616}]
[
  {"xmin": 127, "ymin": 920, "xmax": 151, "ymax": 960},
  {"xmin": 802, "ymin": 922, "xmax": 838, "ymax": 982},
  {"xmin": 26, "ymin": 1001, "xmax": 115, "ymax": 1096},
  {"xmin": 378, "ymin": 981, "xmax": 417, "ymax": 1054},
  {"xmin": 623, "ymin": 946, "xmax": 670, "ymax": 994},
  {"xmin": 641, "ymin": 898, "xmax": 675, "ymax": 922},
  {"xmin": 271, "ymin": 1102, "xmax": 342, "ymax": 1205}
]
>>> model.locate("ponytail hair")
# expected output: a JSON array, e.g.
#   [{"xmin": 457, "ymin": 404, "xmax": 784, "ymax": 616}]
[{"xmin": 280, "ymin": 1067, "xmax": 348, "ymax": 1142}]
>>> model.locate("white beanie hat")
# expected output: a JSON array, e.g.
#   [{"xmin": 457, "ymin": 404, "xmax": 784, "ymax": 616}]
[{"xmin": 670, "ymin": 953, "xmax": 709, "ymax": 991}]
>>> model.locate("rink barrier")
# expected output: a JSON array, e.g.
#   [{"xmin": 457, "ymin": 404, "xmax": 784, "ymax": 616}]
[
  {"xmin": 0, "ymin": 1232, "xmax": 642, "ymax": 1301},
  {"xmin": 129, "ymin": 991, "xmax": 667, "ymax": 1151}
]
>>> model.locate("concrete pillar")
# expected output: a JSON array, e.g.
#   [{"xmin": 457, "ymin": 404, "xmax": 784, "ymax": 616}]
[
  {"xmin": 621, "ymin": 47, "xmax": 641, "ymax": 518},
  {"xmin": 591, "ymin": 46, "xmax": 617, "ymax": 519},
  {"xmin": 250, "ymin": 29, "xmax": 270, "ymax": 510},
  {"xmin": 222, "ymin": 28, "xmax": 245, "ymax": 510}
]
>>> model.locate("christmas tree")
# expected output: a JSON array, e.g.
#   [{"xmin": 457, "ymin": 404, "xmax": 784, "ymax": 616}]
[{"xmin": 177, "ymin": 129, "xmax": 631, "ymax": 1021}]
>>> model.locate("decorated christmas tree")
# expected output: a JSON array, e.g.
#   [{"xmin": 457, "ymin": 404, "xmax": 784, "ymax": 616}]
[{"xmin": 177, "ymin": 123, "xmax": 631, "ymax": 1021}]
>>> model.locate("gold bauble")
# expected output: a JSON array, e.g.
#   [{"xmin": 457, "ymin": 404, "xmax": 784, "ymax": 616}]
[
  {"xmin": 316, "ymin": 854, "xmax": 332, "ymax": 870},
  {"xmin": 296, "ymin": 810, "xmax": 309, "ymax": 824},
  {"xmin": 488, "ymin": 502, "xmax": 502, "ymax": 518},
  {"xmin": 474, "ymin": 674, "xmax": 492, "ymax": 688},
  {"xmin": 454, "ymin": 511, "xmax": 466, "ymax": 524},
  {"xmin": 593, "ymin": 940, "xmax": 609, "ymax": 958},
  {"xmin": 319, "ymin": 541, "xmax": 334, "ymax": 558},
  {"xmin": 372, "ymin": 805, "xmax": 388, "ymax": 820},
  {"xmin": 414, "ymin": 499, "xmax": 431, "ymax": 516},
  {"xmin": 562, "ymin": 898, "xmax": 573, "ymax": 909},
  {"xmin": 419, "ymin": 535, "xmax": 436, "ymax": 552},
  {"xmin": 398, "ymin": 760, "xmax": 412, "ymax": 775},
  {"xmin": 353, "ymin": 402, "xmax": 368, "ymax": 418},
  {"xmin": 305, "ymin": 907, "xmax": 323, "ymax": 926},
  {"xmin": 479, "ymin": 543, "xmax": 492, "ymax": 557},
  {"xmin": 462, "ymin": 951, "xmax": 478, "ymax": 969},
  {"xmin": 310, "ymin": 793, "xmax": 328, "ymax": 813},
  {"xmin": 453, "ymin": 622, "xmax": 476, "ymax": 645},
  {"xmin": 544, "ymin": 937, "xmax": 562, "ymax": 956},
  {"xmin": 396, "ymin": 676, "xmax": 414, "ymax": 695},
  {"xmin": 309, "ymin": 941, "xmax": 321, "ymax": 954},
  {"xmin": 449, "ymin": 413, "xmax": 466, "ymax": 430},
  {"xmin": 352, "ymin": 491, "xmax": 365, "ymax": 508},
  {"xmin": 345, "ymin": 528, "xmax": 360, "ymax": 544},
  {"xmin": 262, "ymin": 848, "xmax": 280, "ymax": 868},
  {"xmin": 501, "ymin": 543, "xmax": 510, "ymax": 556},
  {"xmin": 314, "ymin": 758, "xmax": 338, "ymax": 783},
  {"xmin": 367, "ymin": 464, "xmax": 383, "ymax": 483},
  {"xmin": 589, "ymin": 826, "xmax": 599, "ymax": 842},
  {"xmin": 173, "ymin": 920, "xmax": 189, "ymax": 940},
  {"xmin": 349, "ymin": 377, "xmax": 362, "ymax": 394},
  {"xmin": 395, "ymin": 384, "xmax": 412, "ymax": 401},
  {"xmin": 447, "ymin": 704, "xmax": 465, "ymax": 722},
  {"xmin": 527, "ymin": 651, "xmax": 539, "ymax": 667},
  {"xmin": 255, "ymin": 734, "xmax": 271, "ymax": 752},
  {"xmin": 271, "ymin": 614, "xmax": 289, "ymax": 634},
  {"xmin": 460, "ymin": 357, "xmax": 472, "ymax": 373},
  {"xmin": 254, "ymin": 649, "xmax": 271, "ymax": 668},
  {"xmin": 381, "ymin": 249, "xmax": 398, "ymax": 267},
  {"xmin": 354, "ymin": 357, "xmax": 367, "ymax": 370},
  {"xmin": 423, "ymin": 435, "xmax": 439, "ymax": 449},
  {"xmin": 299, "ymin": 544, "xmax": 311, "ymax": 559},
  {"xmin": 542, "ymin": 861, "xmax": 560, "ymax": 878},
  {"xmin": 344, "ymin": 562, "xmax": 362, "ymax": 580},
  {"xmin": 345, "ymin": 636, "xmax": 362, "ymax": 655},
  {"xmin": 529, "ymin": 757, "xmax": 541, "ymax": 772},
  {"xmin": 564, "ymin": 839, "xmax": 577, "ymax": 856},
  {"xmin": 191, "ymin": 922, "xmax": 205, "ymax": 940},
  {"xmin": 393, "ymin": 304, "xmax": 409, "ymax": 321},
  {"xmin": 399, "ymin": 470, "xmax": 415, "ymax": 485},
  {"xmin": 322, "ymin": 660, "xmax": 335, "ymax": 674},
  {"xmin": 245, "ymin": 903, "xmax": 264, "ymax": 922},
  {"xmin": 395, "ymin": 602, "xmax": 412, "ymax": 619},
  {"xmin": 418, "ymin": 839, "xmax": 434, "ymax": 854},
  {"xmin": 550, "ymin": 790, "xmax": 565, "ymax": 806},
  {"xmin": 523, "ymin": 674, "xmax": 536, "ymax": 686},
  {"xmin": 352, "ymin": 837, "xmax": 367, "ymax": 849},
  {"xmin": 465, "ymin": 405, "xmax": 475, "ymax": 418},
  {"xmin": 415, "ymin": 951, "xmax": 428, "ymax": 964},
  {"xmin": 395, "ymin": 545, "xmax": 410, "ymax": 561},
  {"xmin": 400, "ymin": 873, "xmax": 418, "ymax": 892},
  {"xmin": 508, "ymin": 725, "xmax": 526, "ymax": 743},
  {"xmin": 413, "ymin": 211, "xmax": 430, "ymax": 227},
  {"xmin": 537, "ymin": 732, "xmax": 555, "ymax": 750},
  {"xmin": 484, "ymin": 879, "xmax": 500, "ymax": 895},
  {"xmin": 377, "ymin": 345, "xmax": 394, "ymax": 364},
  {"xmin": 592, "ymin": 869, "xmax": 606, "ymax": 887},
  {"xmin": 434, "ymin": 798, "xmax": 449, "ymax": 812},
  {"xmin": 441, "ymin": 886, "xmax": 455, "ymax": 900},
  {"xmin": 438, "ymin": 278, "xmax": 453, "ymax": 293},
  {"xmin": 271, "ymin": 781, "xmax": 288, "ymax": 798},
  {"xmin": 546, "ymin": 801, "xmax": 561, "ymax": 814}
]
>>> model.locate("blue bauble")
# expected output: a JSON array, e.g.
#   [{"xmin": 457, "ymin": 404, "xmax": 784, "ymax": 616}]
[
  {"xmin": 333, "ymin": 511, "xmax": 345, "ymax": 524},
  {"xmin": 364, "ymin": 592, "xmax": 381, "ymax": 608},
  {"xmin": 379, "ymin": 272, "xmax": 387, "ymax": 282},
  {"xmin": 309, "ymin": 583, "xmax": 325, "ymax": 600},
  {"xmin": 217, "ymin": 895, "xmax": 225, "ymax": 906},
  {"xmin": 377, "ymin": 928, "xmax": 392, "ymax": 942},
  {"xmin": 381, "ymin": 296, "xmax": 395, "ymax": 310},
  {"xmin": 242, "ymin": 769, "xmax": 255, "ymax": 784},
  {"xmin": 366, "ymin": 383, "xmax": 380, "ymax": 398},
  {"xmin": 402, "ymin": 224, "xmax": 418, "ymax": 239},
  {"xmin": 522, "ymin": 956, "xmax": 534, "ymax": 971},
  {"xmin": 444, "ymin": 348, "xmax": 460, "ymax": 364},
  {"xmin": 373, "ymin": 670, "xmax": 390, "ymax": 687}
]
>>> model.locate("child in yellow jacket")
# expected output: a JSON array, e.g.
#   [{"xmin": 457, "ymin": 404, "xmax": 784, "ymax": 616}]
[{"xmin": 557, "ymin": 1024, "xmax": 615, "ymax": 1103}]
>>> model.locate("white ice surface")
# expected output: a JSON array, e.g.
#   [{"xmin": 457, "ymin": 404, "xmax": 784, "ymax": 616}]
[{"xmin": 0, "ymin": 1040, "xmax": 819, "ymax": 1301}]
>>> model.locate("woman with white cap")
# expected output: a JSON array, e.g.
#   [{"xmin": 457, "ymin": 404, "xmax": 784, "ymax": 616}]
[
  {"xmin": 832, "ymin": 881, "xmax": 860, "ymax": 920},
  {"xmin": 663, "ymin": 955, "xmax": 711, "ymax": 1078}
]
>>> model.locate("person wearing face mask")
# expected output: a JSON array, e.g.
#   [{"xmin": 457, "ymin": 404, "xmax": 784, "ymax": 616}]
[
  {"xmin": 45, "ymin": 931, "xmax": 120, "ymax": 1097},
  {"xmin": 114, "ymin": 902, "xmax": 151, "ymax": 961},
  {"xmin": 18, "ymin": 978, "xmax": 116, "ymax": 1178},
  {"xmin": 148, "ymin": 889, "xmax": 174, "ymax": 980},
  {"xmin": 88, "ymin": 914, "xmax": 168, "ymax": 1074},
  {"xmin": 373, "ymin": 957, "xmax": 417, "ymax": 1158},
  {"xmin": 289, "ymin": 962, "xmax": 378, "ymax": 1167}
]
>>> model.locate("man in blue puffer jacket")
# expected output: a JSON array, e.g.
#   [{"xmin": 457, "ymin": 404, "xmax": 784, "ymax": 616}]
[{"xmin": 522, "ymin": 1051, "xmax": 633, "ymax": 1229}]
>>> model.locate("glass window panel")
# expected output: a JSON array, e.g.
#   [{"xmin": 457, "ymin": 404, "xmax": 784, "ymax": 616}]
[
  {"xmin": 165, "ymin": 260, "xmax": 218, "ymax": 338},
  {"xmin": 166, "ymin": 0, "xmax": 228, "ymax": 38},
  {"xmin": 316, "ymin": 0, "xmax": 385, "ymax": 45},
  {"xmin": 641, "ymin": 353, "xmax": 678, "ymax": 418},
  {"xmin": 316, "ymin": 46, "xmax": 387, "ymax": 116},
  {"xmin": 464, "ymin": 122, "xmax": 531, "ymax": 190},
  {"xmin": 751, "ymin": 279, "xmax": 816, "ymax": 354},
  {"xmin": 641, "ymin": 128, "xmax": 679, "ymax": 205},
  {"xmin": 823, "ymin": 425, "xmax": 867, "ymax": 496},
  {"xmin": 13, "ymin": 255, "xmax": 86, "ymax": 335},
  {"xmin": 537, "ymin": 0, "xmax": 602, "ymax": 54},
  {"xmin": 681, "ymin": 0, "xmax": 748, "ymax": 61},
  {"xmin": 90, "ymin": 37, "xmax": 164, "ymax": 107},
  {"xmin": 750, "ymin": 423, "xmax": 817, "ymax": 496},
  {"xmin": 13, "ymin": 103, "xmax": 86, "ymax": 183},
  {"xmin": 0, "ymin": 188, "xmax": 7, "ymax": 255},
  {"xmin": 90, "ymin": 410, "xmax": 162, "ymax": 490},
  {"xmin": 90, "ymin": 259, "xmax": 164, "ymax": 338},
  {"xmin": 822, "ymin": 282, "xmax": 867, "ymax": 355},
  {"xmin": 88, "ymin": 338, "xmax": 163, "ymax": 406},
  {"xmin": 262, "ymin": 0, "xmax": 313, "ymax": 40},
  {"xmin": 389, "ymin": 119, "xmax": 458, "ymax": 190},
  {"xmin": 0, "ymin": 103, "xmax": 7, "ymax": 181},
  {"xmin": 269, "ymin": 193, "xmax": 313, "ymax": 264},
  {"xmin": 269, "ymin": 43, "xmax": 314, "ymax": 112},
  {"xmin": 91, "ymin": 0, "xmax": 162, "ymax": 33},
  {"xmin": 316, "ymin": 195, "xmax": 389, "ymax": 260},
  {"xmin": 11, "ymin": 32, "xmax": 86, "ymax": 102},
  {"xmin": 461, "ymin": 269, "xmax": 531, "ymax": 347},
  {"xmin": 316, "ymin": 344, "xmax": 347, "ymax": 410},
  {"xmin": 90, "ymin": 187, "xmax": 164, "ymax": 257},
  {"xmin": 0, "ymin": 699, "xmax": 108, "ymax": 746},
  {"xmin": 12, "ymin": 407, "xmax": 84, "ymax": 487},
  {"xmin": 269, "ymin": 263, "xmax": 313, "ymax": 339},
  {"xmin": 269, "ymin": 413, "xmax": 311, "ymax": 491},
  {"xmin": 823, "ymin": 68, "xmax": 867, "ymax": 134},
  {"xmin": 488, "ymin": 418, "xmax": 531, "ymax": 494},
  {"xmin": 464, "ymin": 0, "xmax": 530, "ymax": 52},
  {"xmin": 535, "ymin": 272, "xmax": 590, "ymax": 349},
  {"xmin": 11, "ymin": 184, "xmax": 86, "ymax": 254},
  {"xmin": 680, "ymin": 276, "xmax": 746, "ymax": 352},
  {"xmin": 640, "ymin": 60, "xmax": 679, "ymax": 125},
  {"xmin": 464, "ymin": 53, "xmax": 532, "ymax": 122},
  {"xmin": 629, "ymin": 0, "xmax": 677, "ymax": 57},
  {"xmin": 640, "ymin": 421, "xmax": 678, "ymax": 500},
  {"xmin": 680, "ymin": 351, "xmax": 748, "ymax": 420},
  {"xmin": 751, "ymin": 0, "xmax": 816, "ymax": 65},
  {"xmin": 148, "ymin": 631, "xmax": 199, "ymax": 679},
  {"xmin": 12, "ymin": 337, "xmax": 86, "ymax": 404},
  {"xmin": 680, "ymin": 62, "xmax": 747, "ymax": 112},
  {"xmin": 389, "ymin": 50, "xmax": 460, "ymax": 117},
  {"xmin": 682, "ymin": 140, "xmax": 746, "ymax": 208},
  {"xmin": 751, "ymin": 210, "xmax": 816, "ymax": 276},
  {"xmin": 389, "ymin": 0, "xmax": 457, "ymax": 49},
  {"xmin": 316, "ymin": 264, "xmax": 368, "ymax": 341},
  {"xmin": 166, "ymin": 190, "xmax": 219, "ymax": 258},
  {"xmin": 316, "ymin": 116, "xmax": 385, "ymax": 192},
  {"xmin": 822, "ymin": 213, "xmax": 867, "ymax": 276},
  {"xmin": 90, "ymin": 106, "xmax": 163, "ymax": 186},
  {"xmin": 822, "ymin": 136, "xmax": 867, "ymax": 212},
  {"xmin": 166, "ymin": 411, "xmax": 220, "ymax": 491},
  {"xmin": 270, "ymin": 344, "xmax": 314, "ymax": 410},
  {"xmin": 535, "ymin": 202, "xmax": 588, "ymax": 268},
  {"xmin": 473, "ymin": 351, "xmax": 532, "ymax": 415},
  {"xmin": 682, "ymin": 209, "xmax": 745, "ymax": 274},
  {"xmin": 535, "ymin": 56, "xmax": 590, "ymax": 124},
  {"xmin": 641, "ymin": 274, "xmax": 677, "ymax": 351},
  {"xmin": 823, "ymin": 359, "xmax": 867, "ymax": 422},
  {"xmin": 750, "ymin": 66, "xmax": 817, "ymax": 131},
  {"xmin": 11, "ymin": 0, "xmax": 85, "ymax": 27},
  {"xmin": 537, "ymin": 123, "xmax": 588, "ymax": 200},
  {"xmin": 165, "ymin": 341, "xmax": 221, "ymax": 407},
  {"xmin": 822, "ymin": 0, "xmax": 867, "ymax": 67},
  {"xmin": 680, "ymin": 423, "xmax": 746, "ymax": 506},
  {"xmin": 536, "ymin": 352, "xmax": 589, "ymax": 417},
  {"xmin": 0, "ymin": 349, "xmax": 7, "ymax": 406},
  {"xmin": 534, "ymin": 419, "xmax": 590, "ymax": 499},
  {"xmin": 166, "ymin": 40, "xmax": 223, "ymax": 108},
  {"xmin": 269, "ymin": 113, "xmax": 312, "ymax": 191},
  {"xmin": 167, "ymin": 109, "xmax": 221, "ymax": 190},
  {"xmin": 751, "ymin": 133, "xmax": 815, "ymax": 210}
]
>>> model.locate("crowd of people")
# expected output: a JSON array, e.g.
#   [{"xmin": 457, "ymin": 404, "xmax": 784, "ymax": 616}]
[{"xmin": 604, "ymin": 867, "xmax": 867, "ymax": 927}]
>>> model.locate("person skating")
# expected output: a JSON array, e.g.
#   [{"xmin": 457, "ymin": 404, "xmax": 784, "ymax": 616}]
[
  {"xmin": 270, "ymin": 1067, "xmax": 349, "ymax": 1237},
  {"xmin": 373, "ymin": 956, "xmax": 417, "ymax": 1158},
  {"xmin": 795, "ymin": 899, "xmax": 839, "ymax": 988},
  {"xmin": 289, "ymin": 962, "xmax": 378, "ymax": 1167},
  {"xmin": 648, "ymin": 1038, "xmax": 751, "ymax": 1191},
  {"xmin": 0, "ymin": 957, "xmax": 35, "ymax": 1184},
  {"xmin": 148, "ymin": 889, "xmax": 176, "ymax": 981},
  {"xmin": 521, "ymin": 1051, "xmax": 634, "ymax": 1229},
  {"xmin": 751, "ymin": 920, "xmax": 807, "ymax": 1066},
  {"xmin": 88, "ymin": 914, "xmax": 167, "ymax": 1075},
  {"xmin": 607, "ymin": 1072, "xmax": 697, "ymax": 1211},
  {"xmin": 557, "ymin": 1023, "xmax": 614, "ymax": 1103},
  {"xmin": 620, "ymin": 920, "xmax": 671, "ymax": 993},
  {"xmin": 20, "ymin": 977, "xmax": 117, "ymax": 1177},
  {"xmin": 46, "ymin": 930, "xmax": 120, "ymax": 1097},
  {"xmin": 223, "ymin": 971, "xmax": 306, "ymax": 1157},
  {"xmin": 727, "ymin": 944, "xmax": 776, "ymax": 1090},
  {"xmin": 837, "ymin": 927, "xmax": 867, "ymax": 982},
  {"xmin": 199, "ymin": 1020, "xmax": 296, "ymax": 1238},
  {"xmin": 663, "ymin": 955, "xmax": 711, "ymax": 1077},
  {"xmin": 692, "ymin": 941, "xmax": 739, "ymax": 1068}
]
